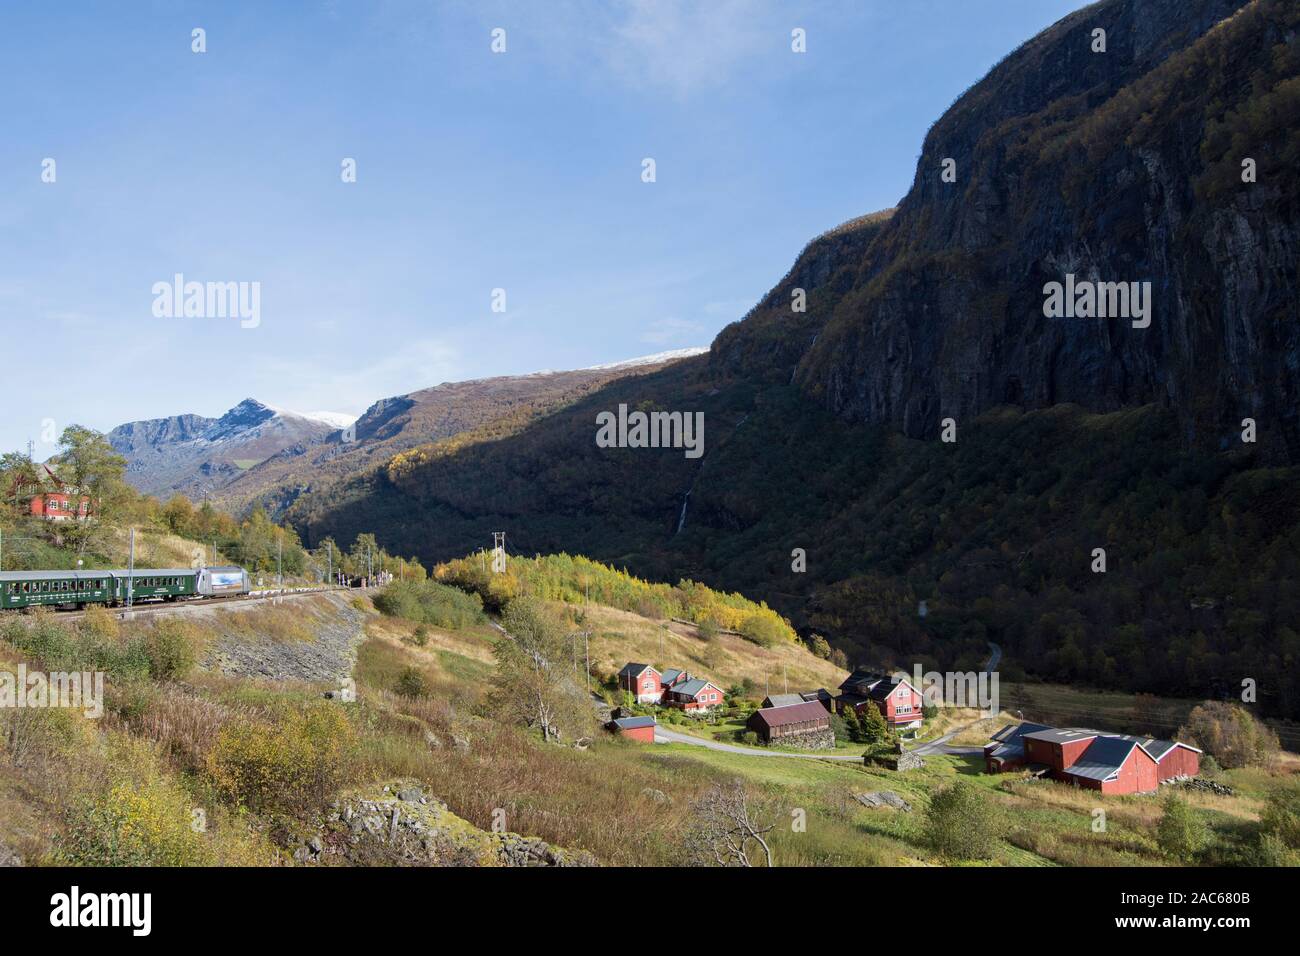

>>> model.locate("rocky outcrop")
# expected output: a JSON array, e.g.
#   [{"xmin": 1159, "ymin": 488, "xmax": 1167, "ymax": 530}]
[
  {"xmin": 855, "ymin": 791, "xmax": 914, "ymax": 811},
  {"xmin": 296, "ymin": 784, "xmax": 597, "ymax": 867},
  {"xmin": 713, "ymin": 0, "xmax": 1299, "ymax": 462}
]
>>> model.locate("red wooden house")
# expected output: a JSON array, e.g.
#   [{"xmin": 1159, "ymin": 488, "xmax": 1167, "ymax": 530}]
[
  {"xmin": 617, "ymin": 663, "xmax": 663, "ymax": 704},
  {"xmin": 834, "ymin": 669, "xmax": 924, "ymax": 730},
  {"xmin": 25, "ymin": 466, "xmax": 91, "ymax": 522},
  {"xmin": 662, "ymin": 677, "xmax": 725, "ymax": 711}
]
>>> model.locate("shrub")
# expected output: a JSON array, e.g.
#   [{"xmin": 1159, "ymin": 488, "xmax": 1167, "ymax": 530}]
[
  {"xmin": 59, "ymin": 780, "xmax": 211, "ymax": 867},
  {"xmin": 395, "ymin": 666, "xmax": 430, "ymax": 698},
  {"xmin": 208, "ymin": 703, "xmax": 355, "ymax": 814},
  {"xmin": 1158, "ymin": 794, "xmax": 1207, "ymax": 861},
  {"xmin": 410, "ymin": 624, "xmax": 430, "ymax": 647},
  {"xmin": 78, "ymin": 605, "xmax": 120, "ymax": 643},
  {"xmin": 142, "ymin": 619, "xmax": 200, "ymax": 680},
  {"xmin": 1259, "ymin": 784, "xmax": 1300, "ymax": 850},
  {"xmin": 374, "ymin": 581, "xmax": 484, "ymax": 629},
  {"xmin": 806, "ymin": 633, "xmax": 831, "ymax": 659},
  {"xmin": 925, "ymin": 782, "xmax": 1000, "ymax": 860}
]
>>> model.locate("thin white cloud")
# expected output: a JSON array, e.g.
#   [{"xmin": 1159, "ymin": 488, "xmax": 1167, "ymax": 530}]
[{"xmin": 602, "ymin": 0, "xmax": 774, "ymax": 97}]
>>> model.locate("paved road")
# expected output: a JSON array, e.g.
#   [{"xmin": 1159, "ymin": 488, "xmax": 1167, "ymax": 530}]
[
  {"xmin": 911, "ymin": 725, "xmax": 985, "ymax": 757},
  {"xmin": 984, "ymin": 641, "xmax": 1002, "ymax": 674}
]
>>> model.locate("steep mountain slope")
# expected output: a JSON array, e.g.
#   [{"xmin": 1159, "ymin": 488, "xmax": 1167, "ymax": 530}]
[
  {"xmin": 715, "ymin": 0, "xmax": 1299, "ymax": 461},
  {"xmin": 292, "ymin": 0, "xmax": 1300, "ymax": 718},
  {"xmin": 211, "ymin": 350, "xmax": 706, "ymax": 517},
  {"xmin": 108, "ymin": 351, "xmax": 704, "ymax": 513},
  {"xmin": 109, "ymin": 399, "xmax": 346, "ymax": 499}
]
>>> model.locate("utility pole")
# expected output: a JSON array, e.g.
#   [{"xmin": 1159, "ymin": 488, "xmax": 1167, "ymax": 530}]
[
  {"xmin": 1, "ymin": 529, "xmax": 4, "ymax": 571},
  {"xmin": 584, "ymin": 630, "xmax": 591, "ymax": 695},
  {"xmin": 277, "ymin": 533, "xmax": 283, "ymax": 588},
  {"xmin": 127, "ymin": 528, "xmax": 135, "ymax": 609},
  {"xmin": 327, "ymin": 542, "xmax": 333, "ymax": 588},
  {"xmin": 784, "ymin": 662, "xmax": 788, "ymax": 695},
  {"xmin": 492, "ymin": 532, "xmax": 506, "ymax": 573}
]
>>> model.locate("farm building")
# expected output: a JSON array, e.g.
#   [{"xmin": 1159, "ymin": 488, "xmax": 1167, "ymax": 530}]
[
  {"xmin": 747, "ymin": 701, "xmax": 834, "ymax": 749},
  {"xmin": 1140, "ymin": 738, "xmax": 1203, "ymax": 783},
  {"xmin": 662, "ymin": 677, "xmax": 725, "ymax": 711},
  {"xmin": 983, "ymin": 721, "xmax": 1051, "ymax": 772},
  {"xmin": 617, "ymin": 663, "xmax": 663, "ymax": 704},
  {"xmin": 762, "ymin": 693, "xmax": 805, "ymax": 709},
  {"xmin": 608, "ymin": 715, "xmax": 657, "ymax": 743},
  {"xmin": 834, "ymin": 669, "xmax": 924, "ymax": 730},
  {"xmin": 984, "ymin": 723, "xmax": 1201, "ymax": 794},
  {"xmin": 801, "ymin": 688, "xmax": 834, "ymax": 710}
]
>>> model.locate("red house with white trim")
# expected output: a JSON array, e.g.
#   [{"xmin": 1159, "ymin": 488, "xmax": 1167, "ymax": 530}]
[
  {"xmin": 834, "ymin": 669, "xmax": 924, "ymax": 730},
  {"xmin": 662, "ymin": 677, "xmax": 725, "ymax": 711},
  {"xmin": 617, "ymin": 663, "xmax": 663, "ymax": 704},
  {"xmin": 24, "ymin": 466, "xmax": 91, "ymax": 522}
]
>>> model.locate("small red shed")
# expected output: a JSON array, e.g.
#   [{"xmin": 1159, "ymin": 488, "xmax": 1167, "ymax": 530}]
[{"xmin": 608, "ymin": 715, "xmax": 657, "ymax": 743}]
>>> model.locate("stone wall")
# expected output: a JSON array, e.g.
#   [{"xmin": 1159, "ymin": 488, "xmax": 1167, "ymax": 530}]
[{"xmin": 773, "ymin": 727, "xmax": 836, "ymax": 750}]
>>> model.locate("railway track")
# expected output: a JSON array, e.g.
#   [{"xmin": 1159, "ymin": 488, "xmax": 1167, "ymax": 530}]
[{"xmin": 19, "ymin": 585, "xmax": 372, "ymax": 623}]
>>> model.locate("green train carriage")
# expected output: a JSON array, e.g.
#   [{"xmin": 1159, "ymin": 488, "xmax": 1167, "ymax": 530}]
[{"xmin": 0, "ymin": 569, "xmax": 198, "ymax": 610}]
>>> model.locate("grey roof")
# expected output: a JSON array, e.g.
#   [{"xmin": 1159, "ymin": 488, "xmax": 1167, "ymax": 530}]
[
  {"xmin": 1139, "ymin": 737, "xmax": 1202, "ymax": 760},
  {"xmin": 612, "ymin": 716, "xmax": 656, "ymax": 730},
  {"xmin": 763, "ymin": 693, "xmax": 805, "ymax": 708},
  {"xmin": 0, "ymin": 570, "xmax": 113, "ymax": 582},
  {"xmin": 751, "ymin": 701, "xmax": 832, "ymax": 729},
  {"xmin": 801, "ymin": 689, "xmax": 832, "ymax": 702},
  {"xmin": 1065, "ymin": 736, "xmax": 1145, "ymax": 781},
  {"xmin": 985, "ymin": 722, "xmax": 1052, "ymax": 761},
  {"xmin": 660, "ymin": 668, "xmax": 685, "ymax": 684},
  {"xmin": 670, "ymin": 678, "xmax": 715, "ymax": 697},
  {"xmin": 1022, "ymin": 727, "xmax": 1100, "ymax": 745},
  {"xmin": 989, "ymin": 721, "xmax": 1052, "ymax": 744},
  {"xmin": 618, "ymin": 662, "xmax": 654, "ymax": 678}
]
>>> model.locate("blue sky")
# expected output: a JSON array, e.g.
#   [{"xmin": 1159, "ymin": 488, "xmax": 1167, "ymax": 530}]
[{"xmin": 0, "ymin": 0, "xmax": 1083, "ymax": 455}]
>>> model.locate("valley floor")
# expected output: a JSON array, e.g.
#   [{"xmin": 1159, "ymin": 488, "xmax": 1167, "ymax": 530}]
[{"xmin": 1, "ymin": 590, "xmax": 1295, "ymax": 868}]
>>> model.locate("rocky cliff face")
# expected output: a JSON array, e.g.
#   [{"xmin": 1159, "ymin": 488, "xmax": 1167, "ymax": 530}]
[{"xmin": 713, "ymin": 0, "xmax": 1299, "ymax": 461}]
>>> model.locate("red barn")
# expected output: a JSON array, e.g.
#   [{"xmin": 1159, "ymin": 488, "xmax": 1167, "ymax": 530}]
[
  {"xmin": 1143, "ymin": 739, "xmax": 1203, "ymax": 782},
  {"xmin": 983, "ymin": 721, "xmax": 1052, "ymax": 772},
  {"xmin": 987, "ymin": 724, "xmax": 1196, "ymax": 795},
  {"xmin": 608, "ymin": 715, "xmax": 657, "ymax": 743},
  {"xmin": 1058, "ymin": 735, "xmax": 1160, "ymax": 794},
  {"xmin": 617, "ymin": 663, "xmax": 663, "ymax": 704}
]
